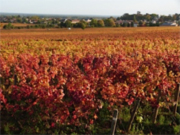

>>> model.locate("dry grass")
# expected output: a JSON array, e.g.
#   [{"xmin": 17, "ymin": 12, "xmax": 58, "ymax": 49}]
[
  {"xmin": 0, "ymin": 27, "xmax": 179, "ymax": 39},
  {"xmin": 0, "ymin": 23, "xmax": 35, "ymax": 27}
]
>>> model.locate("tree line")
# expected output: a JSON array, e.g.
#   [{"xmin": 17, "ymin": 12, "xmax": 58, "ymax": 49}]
[
  {"xmin": 117, "ymin": 12, "xmax": 180, "ymax": 21},
  {"xmin": 2, "ymin": 12, "xmax": 180, "ymax": 29}
]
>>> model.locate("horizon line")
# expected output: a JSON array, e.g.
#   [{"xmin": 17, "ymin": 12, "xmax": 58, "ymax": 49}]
[
  {"xmin": 0, "ymin": 12, "xmax": 119, "ymax": 17},
  {"xmin": 1, "ymin": 12, "xmax": 179, "ymax": 17}
]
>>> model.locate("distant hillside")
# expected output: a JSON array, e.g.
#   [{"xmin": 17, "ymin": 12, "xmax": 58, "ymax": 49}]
[{"xmin": 0, "ymin": 12, "xmax": 117, "ymax": 19}]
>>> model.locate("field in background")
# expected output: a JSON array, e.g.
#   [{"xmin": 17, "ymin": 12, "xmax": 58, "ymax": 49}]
[
  {"xmin": 0, "ymin": 23, "xmax": 35, "ymax": 29},
  {"xmin": 1, "ymin": 27, "xmax": 180, "ymax": 134}
]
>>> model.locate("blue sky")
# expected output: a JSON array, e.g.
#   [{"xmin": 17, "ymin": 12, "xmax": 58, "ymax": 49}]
[{"xmin": 0, "ymin": 0, "xmax": 179, "ymax": 16}]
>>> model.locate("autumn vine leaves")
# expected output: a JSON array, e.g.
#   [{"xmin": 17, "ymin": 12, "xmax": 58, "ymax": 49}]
[{"xmin": 0, "ymin": 28, "xmax": 179, "ymax": 133}]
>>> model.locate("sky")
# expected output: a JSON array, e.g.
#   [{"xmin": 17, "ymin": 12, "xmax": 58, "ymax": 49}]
[{"xmin": 0, "ymin": 0, "xmax": 179, "ymax": 16}]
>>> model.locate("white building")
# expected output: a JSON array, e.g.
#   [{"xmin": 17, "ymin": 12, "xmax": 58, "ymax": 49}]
[{"xmin": 133, "ymin": 23, "xmax": 138, "ymax": 27}]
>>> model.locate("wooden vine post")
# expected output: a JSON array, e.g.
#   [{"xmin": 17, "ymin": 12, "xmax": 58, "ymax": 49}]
[
  {"xmin": 173, "ymin": 83, "xmax": 180, "ymax": 115},
  {"xmin": 127, "ymin": 98, "xmax": 141, "ymax": 132},
  {"xmin": 110, "ymin": 109, "xmax": 118, "ymax": 135},
  {"xmin": 153, "ymin": 88, "xmax": 161, "ymax": 124}
]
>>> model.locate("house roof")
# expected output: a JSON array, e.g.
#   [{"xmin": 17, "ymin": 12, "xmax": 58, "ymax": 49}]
[
  {"xmin": 71, "ymin": 19, "xmax": 80, "ymax": 24},
  {"xmin": 61, "ymin": 19, "xmax": 68, "ymax": 23}
]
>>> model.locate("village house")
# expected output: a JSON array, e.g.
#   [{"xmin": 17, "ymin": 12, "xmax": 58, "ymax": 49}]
[
  {"xmin": 151, "ymin": 20, "xmax": 157, "ymax": 24},
  {"xmin": 116, "ymin": 20, "xmax": 133, "ymax": 25},
  {"xmin": 42, "ymin": 21, "xmax": 48, "ymax": 24},
  {"xmin": 71, "ymin": 19, "xmax": 80, "ymax": 24},
  {"xmin": 61, "ymin": 19, "xmax": 68, "ymax": 23},
  {"xmin": 133, "ymin": 23, "xmax": 138, "ymax": 27},
  {"xmin": 29, "ymin": 20, "xmax": 33, "ymax": 24},
  {"xmin": 116, "ymin": 20, "xmax": 123, "ymax": 25},
  {"xmin": 46, "ymin": 18, "xmax": 52, "ymax": 21},
  {"xmin": 10, "ymin": 18, "xmax": 17, "ymax": 23},
  {"xmin": 160, "ymin": 22, "xmax": 178, "ymax": 27},
  {"xmin": 85, "ymin": 19, "xmax": 92, "ymax": 23},
  {"xmin": 29, "ymin": 20, "xmax": 38, "ymax": 24},
  {"xmin": 2, "ymin": 18, "xmax": 8, "ymax": 22}
]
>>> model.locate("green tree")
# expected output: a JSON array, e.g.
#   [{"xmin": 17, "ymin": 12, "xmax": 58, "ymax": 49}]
[
  {"xmin": 109, "ymin": 16, "xmax": 116, "ymax": 21},
  {"xmin": 104, "ymin": 19, "xmax": 115, "ymax": 27},
  {"xmin": 65, "ymin": 20, "xmax": 72, "ymax": 28},
  {"xmin": 97, "ymin": 20, "xmax": 105, "ymax": 27},
  {"xmin": 133, "ymin": 16, "xmax": 137, "ymax": 23},
  {"xmin": 81, "ymin": 23, "xmax": 86, "ymax": 30},
  {"xmin": 22, "ymin": 17, "xmax": 28, "ymax": 23},
  {"xmin": 123, "ymin": 22, "xmax": 127, "ymax": 27},
  {"xmin": 116, "ymin": 23, "xmax": 120, "ymax": 27},
  {"xmin": 139, "ymin": 21, "xmax": 143, "ymax": 27},
  {"xmin": 31, "ymin": 16, "xmax": 40, "ymax": 20},
  {"xmin": 131, "ymin": 22, "xmax": 134, "ymax": 27},
  {"xmin": 3, "ymin": 23, "xmax": 14, "ymax": 29},
  {"xmin": 81, "ymin": 20, "xmax": 87, "ymax": 29},
  {"xmin": 156, "ymin": 22, "xmax": 160, "ymax": 26},
  {"xmin": 59, "ymin": 22, "xmax": 64, "ymax": 28},
  {"xmin": 145, "ymin": 14, "xmax": 151, "ymax": 21},
  {"xmin": 159, "ymin": 16, "xmax": 164, "ymax": 22},
  {"xmin": 37, "ymin": 20, "xmax": 41, "ymax": 24},
  {"xmin": 35, "ymin": 25, "xmax": 39, "ymax": 28},
  {"xmin": 150, "ymin": 14, "xmax": 159, "ymax": 20},
  {"xmin": 90, "ymin": 19, "xmax": 97, "ymax": 27},
  {"xmin": 41, "ymin": 24, "xmax": 46, "ymax": 29},
  {"xmin": 17, "ymin": 18, "xmax": 22, "ymax": 23}
]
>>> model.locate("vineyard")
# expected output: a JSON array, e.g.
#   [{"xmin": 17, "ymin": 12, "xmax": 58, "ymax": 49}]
[{"xmin": 0, "ymin": 27, "xmax": 180, "ymax": 134}]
